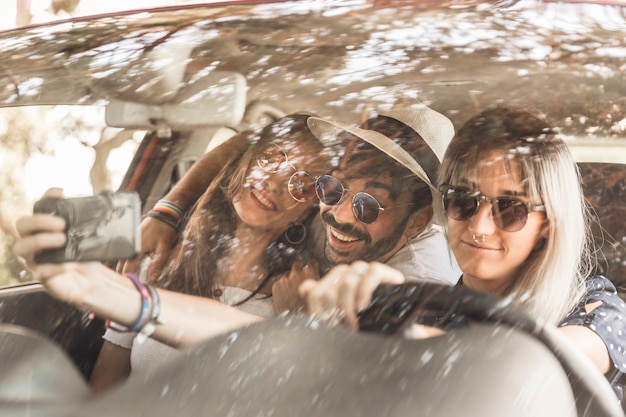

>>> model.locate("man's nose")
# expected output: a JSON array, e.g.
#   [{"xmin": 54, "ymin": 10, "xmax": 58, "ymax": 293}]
[{"xmin": 331, "ymin": 196, "xmax": 357, "ymax": 223}]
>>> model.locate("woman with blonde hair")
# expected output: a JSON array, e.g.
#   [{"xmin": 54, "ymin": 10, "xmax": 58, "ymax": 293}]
[{"xmin": 436, "ymin": 106, "xmax": 590, "ymax": 324}]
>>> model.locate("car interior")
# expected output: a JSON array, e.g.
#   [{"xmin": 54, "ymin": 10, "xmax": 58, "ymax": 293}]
[
  {"xmin": 0, "ymin": 106, "xmax": 624, "ymax": 417},
  {"xmin": 0, "ymin": 1, "xmax": 625, "ymax": 416}
]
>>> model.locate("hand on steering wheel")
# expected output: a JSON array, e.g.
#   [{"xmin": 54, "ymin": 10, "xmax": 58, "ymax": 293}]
[{"xmin": 357, "ymin": 281, "xmax": 624, "ymax": 417}]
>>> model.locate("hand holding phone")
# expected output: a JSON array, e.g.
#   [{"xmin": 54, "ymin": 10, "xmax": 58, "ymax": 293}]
[{"xmin": 33, "ymin": 191, "xmax": 141, "ymax": 263}]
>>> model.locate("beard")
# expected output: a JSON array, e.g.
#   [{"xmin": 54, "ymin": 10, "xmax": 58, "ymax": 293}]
[{"xmin": 321, "ymin": 211, "xmax": 409, "ymax": 265}]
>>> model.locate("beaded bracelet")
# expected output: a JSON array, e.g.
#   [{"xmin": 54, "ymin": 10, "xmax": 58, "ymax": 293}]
[{"xmin": 107, "ymin": 273, "xmax": 152, "ymax": 333}]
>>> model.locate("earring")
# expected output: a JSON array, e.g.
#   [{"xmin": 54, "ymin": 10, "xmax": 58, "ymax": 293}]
[{"xmin": 284, "ymin": 222, "xmax": 307, "ymax": 245}]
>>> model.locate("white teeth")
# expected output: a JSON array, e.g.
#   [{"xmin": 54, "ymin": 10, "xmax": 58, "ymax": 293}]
[
  {"xmin": 331, "ymin": 228, "xmax": 359, "ymax": 243},
  {"xmin": 251, "ymin": 189, "xmax": 273, "ymax": 209}
]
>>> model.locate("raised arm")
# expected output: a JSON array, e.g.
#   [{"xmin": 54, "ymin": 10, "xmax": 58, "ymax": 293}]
[
  {"xmin": 157, "ymin": 132, "xmax": 247, "ymax": 211},
  {"xmin": 14, "ymin": 210, "xmax": 263, "ymax": 348},
  {"xmin": 119, "ymin": 133, "xmax": 248, "ymax": 280}
]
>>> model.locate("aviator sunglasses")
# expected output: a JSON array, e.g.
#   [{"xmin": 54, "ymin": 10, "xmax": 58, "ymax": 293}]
[
  {"xmin": 440, "ymin": 186, "xmax": 545, "ymax": 232},
  {"xmin": 256, "ymin": 143, "xmax": 317, "ymax": 203},
  {"xmin": 315, "ymin": 175, "xmax": 413, "ymax": 224}
]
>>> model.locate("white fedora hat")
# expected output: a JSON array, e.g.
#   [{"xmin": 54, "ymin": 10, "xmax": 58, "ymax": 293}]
[{"xmin": 307, "ymin": 103, "xmax": 455, "ymax": 192}]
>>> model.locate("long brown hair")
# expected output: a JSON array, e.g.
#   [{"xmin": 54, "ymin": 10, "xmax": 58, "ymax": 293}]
[{"xmin": 158, "ymin": 113, "xmax": 328, "ymax": 300}]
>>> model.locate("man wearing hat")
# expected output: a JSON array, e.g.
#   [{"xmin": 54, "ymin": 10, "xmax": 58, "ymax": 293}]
[{"xmin": 301, "ymin": 105, "xmax": 459, "ymax": 287}]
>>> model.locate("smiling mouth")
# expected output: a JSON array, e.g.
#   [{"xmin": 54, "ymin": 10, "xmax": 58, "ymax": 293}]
[
  {"xmin": 330, "ymin": 227, "xmax": 361, "ymax": 243},
  {"xmin": 251, "ymin": 188, "xmax": 275, "ymax": 210}
]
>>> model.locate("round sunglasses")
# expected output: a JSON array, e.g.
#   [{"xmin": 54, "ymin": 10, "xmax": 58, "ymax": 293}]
[
  {"xmin": 315, "ymin": 175, "xmax": 413, "ymax": 224},
  {"xmin": 440, "ymin": 186, "xmax": 545, "ymax": 232},
  {"xmin": 256, "ymin": 143, "xmax": 317, "ymax": 203}
]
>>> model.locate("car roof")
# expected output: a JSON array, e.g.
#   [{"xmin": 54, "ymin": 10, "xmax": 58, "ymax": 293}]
[{"xmin": 0, "ymin": 0, "xmax": 625, "ymax": 144}]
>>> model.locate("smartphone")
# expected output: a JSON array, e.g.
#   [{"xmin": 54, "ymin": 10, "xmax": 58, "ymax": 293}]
[{"xmin": 33, "ymin": 191, "xmax": 141, "ymax": 263}]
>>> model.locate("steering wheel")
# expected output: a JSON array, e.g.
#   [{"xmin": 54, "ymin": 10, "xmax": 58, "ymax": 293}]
[
  {"xmin": 358, "ymin": 281, "xmax": 624, "ymax": 417},
  {"xmin": 2, "ymin": 282, "xmax": 623, "ymax": 417},
  {"xmin": 71, "ymin": 283, "xmax": 620, "ymax": 416}
]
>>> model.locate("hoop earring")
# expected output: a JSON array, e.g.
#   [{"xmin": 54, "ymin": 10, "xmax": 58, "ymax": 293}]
[{"xmin": 284, "ymin": 222, "xmax": 307, "ymax": 245}]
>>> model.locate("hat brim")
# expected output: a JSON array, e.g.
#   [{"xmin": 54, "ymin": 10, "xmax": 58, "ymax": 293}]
[{"xmin": 307, "ymin": 116, "xmax": 437, "ymax": 192}]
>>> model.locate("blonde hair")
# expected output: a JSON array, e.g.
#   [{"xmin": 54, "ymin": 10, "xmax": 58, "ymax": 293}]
[{"xmin": 439, "ymin": 107, "xmax": 595, "ymax": 324}]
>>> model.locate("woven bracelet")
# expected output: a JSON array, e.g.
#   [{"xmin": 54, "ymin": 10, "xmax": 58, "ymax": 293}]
[
  {"xmin": 135, "ymin": 283, "xmax": 163, "ymax": 344},
  {"xmin": 107, "ymin": 273, "xmax": 152, "ymax": 333},
  {"xmin": 128, "ymin": 273, "xmax": 152, "ymax": 331},
  {"xmin": 153, "ymin": 199, "xmax": 184, "ymax": 220},
  {"xmin": 146, "ymin": 209, "xmax": 181, "ymax": 233}
]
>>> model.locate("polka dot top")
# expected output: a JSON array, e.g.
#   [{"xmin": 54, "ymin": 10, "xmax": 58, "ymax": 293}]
[{"xmin": 559, "ymin": 275, "xmax": 626, "ymax": 400}]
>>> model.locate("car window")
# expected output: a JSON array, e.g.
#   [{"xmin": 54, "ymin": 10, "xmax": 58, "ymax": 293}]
[{"xmin": 0, "ymin": 104, "xmax": 141, "ymax": 287}]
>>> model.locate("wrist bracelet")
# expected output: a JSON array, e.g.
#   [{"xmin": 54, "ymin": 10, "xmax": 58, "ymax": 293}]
[
  {"xmin": 127, "ymin": 273, "xmax": 152, "ymax": 332},
  {"xmin": 135, "ymin": 283, "xmax": 163, "ymax": 344},
  {"xmin": 107, "ymin": 273, "xmax": 152, "ymax": 333},
  {"xmin": 153, "ymin": 199, "xmax": 184, "ymax": 221},
  {"xmin": 146, "ymin": 209, "xmax": 181, "ymax": 232},
  {"xmin": 145, "ymin": 199, "xmax": 185, "ymax": 232}
]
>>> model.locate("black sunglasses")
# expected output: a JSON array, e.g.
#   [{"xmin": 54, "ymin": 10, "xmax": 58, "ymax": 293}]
[
  {"xmin": 256, "ymin": 143, "xmax": 317, "ymax": 202},
  {"xmin": 440, "ymin": 186, "xmax": 545, "ymax": 232},
  {"xmin": 315, "ymin": 175, "xmax": 413, "ymax": 224}
]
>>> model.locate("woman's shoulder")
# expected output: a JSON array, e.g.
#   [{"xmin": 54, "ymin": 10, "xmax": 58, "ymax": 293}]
[
  {"xmin": 562, "ymin": 275, "xmax": 626, "ymax": 373},
  {"xmin": 583, "ymin": 275, "xmax": 620, "ymax": 299},
  {"xmin": 574, "ymin": 275, "xmax": 625, "ymax": 311}
]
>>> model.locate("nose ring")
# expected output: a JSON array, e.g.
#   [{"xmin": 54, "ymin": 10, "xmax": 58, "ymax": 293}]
[{"xmin": 472, "ymin": 234, "xmax": 486, "ymax": 243}]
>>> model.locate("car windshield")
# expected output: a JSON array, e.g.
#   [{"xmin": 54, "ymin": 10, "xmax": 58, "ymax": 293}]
[
  {"xmin": 0, "ymin": 1, "xmax": 625, "ymax": 415},
  {"xmin": 2, "ymin": 0, "xmax": 625, "ymax": 286}
]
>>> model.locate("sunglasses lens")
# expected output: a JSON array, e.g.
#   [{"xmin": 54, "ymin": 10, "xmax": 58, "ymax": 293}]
[
  {"xmin": 352, "ymin": 193, "xmax": 381, "ymax": 224},
  {"xmin": 316, "ymin": 175, "xmax": 344, "ymax": 205},
  {"xmin": 443, "ymin": 187, "xmax": 531, "ymax": 232},
  {"xmin": 444, "ymin": 189, "xmax": 478, "ymax": 222},
  {"xmin": 258, "ymin": 144, "xmax": 287, "ymax": 172},
  {"xmin": 494, "ymin": 199, "xmax": 529, "ymax": 231},
  {"xmin": 288, "ymin": 172, "xmax": 316, "ymax": 202}
]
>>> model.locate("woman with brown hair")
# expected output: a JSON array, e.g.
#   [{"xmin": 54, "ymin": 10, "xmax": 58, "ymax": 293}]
[{"xmin": 90, "ymin": 113, "xmax": 332, "ymax": 393}]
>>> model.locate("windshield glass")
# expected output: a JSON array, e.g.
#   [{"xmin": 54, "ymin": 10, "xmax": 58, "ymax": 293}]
[
  {"xmin": 2, "ymin": 1, "xmax": 625, "ymax": 284},
  {"xmin": 0, "ymin": 3, "xmax": 625, "ymax": 411}
]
